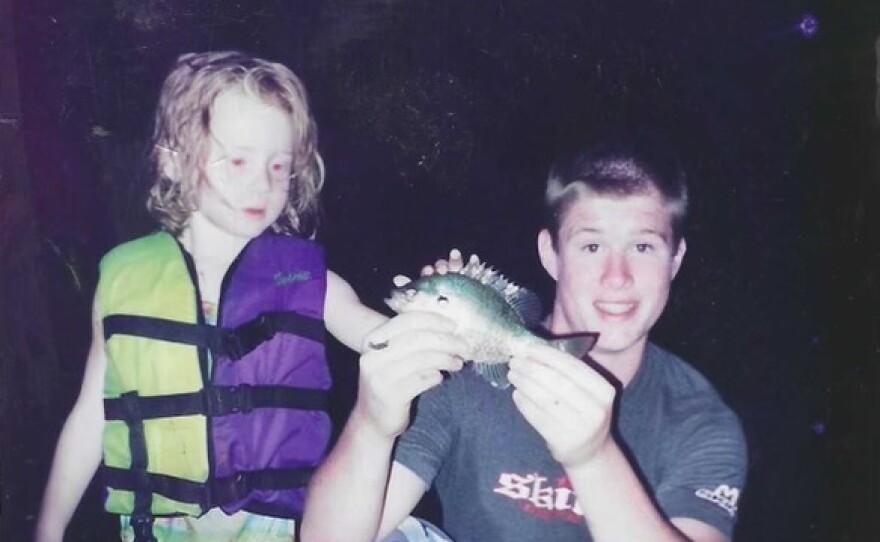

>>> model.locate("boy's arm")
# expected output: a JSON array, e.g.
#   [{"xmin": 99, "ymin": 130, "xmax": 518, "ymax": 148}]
[
  {"xmin": 324, "ymin": 270, "xmax": 388, "ymax": 353},
  {"xmin": 301, "ymin": 312, "xmax": 465, "ymax": 542},
  {"xmin": 509, "ymin": 344, "xmax": 726, "ymax": 542},
  {"xmin": 35, "ymin": 294, "xmax": 108, "ymax": 542}
]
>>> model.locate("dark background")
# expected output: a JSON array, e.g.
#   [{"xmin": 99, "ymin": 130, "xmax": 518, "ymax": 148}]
[{"xmin": 1, "ymin": 0, "xmax": 877, "ymax": 540}]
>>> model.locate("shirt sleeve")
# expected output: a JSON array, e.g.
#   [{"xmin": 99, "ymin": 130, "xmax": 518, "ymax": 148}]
[
  {"xmin": 654, "ymin": 405, "xmax": 748, "ymax": 538},
  {"xmin": 392, "ymin": 376, "xmax": 459, "ymax": 486}
]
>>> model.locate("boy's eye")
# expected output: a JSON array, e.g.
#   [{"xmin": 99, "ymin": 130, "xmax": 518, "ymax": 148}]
[
  {"xmin": 230, "ymin": 157, "xmax": 247, "ymax": 168},
  {"xmin": 634, "ymin": 243, "xmax": 654, "ymax": 253},
  {"xmin": 581, "ymin": 243, "xmax": 600, "ymax": 253}
]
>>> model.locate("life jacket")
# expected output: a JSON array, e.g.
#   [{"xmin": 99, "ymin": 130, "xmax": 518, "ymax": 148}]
[{"xmin": 97, "ymin": 231, "xmax": 330, "ymax": 532}]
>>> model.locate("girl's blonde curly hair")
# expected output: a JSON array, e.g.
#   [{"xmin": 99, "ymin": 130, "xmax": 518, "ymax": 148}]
[{"xmin": 147, "ymin": 51, "xmax": 324, "ymax": 238}]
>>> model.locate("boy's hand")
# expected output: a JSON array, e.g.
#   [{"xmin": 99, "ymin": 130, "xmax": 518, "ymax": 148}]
[
  {"xmin": 393, "ymin": 248, "xmax": 481, "ymax": 287},
  {"xmin": 354, "ymin": 312, "xmax": 467, "ymax": 439},
  {"xmin": 507, "ymin": 344, "xmax": 618, "ymax": 470}
]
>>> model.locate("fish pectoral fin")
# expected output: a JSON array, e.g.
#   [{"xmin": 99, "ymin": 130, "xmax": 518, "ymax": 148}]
[
  {"xmin": 472, "ymin": 361, "xmax": 511, "ymax": 390},
  {"xmin": 549, "ymin": 332, "xmax": 600, "ymax": 360}
]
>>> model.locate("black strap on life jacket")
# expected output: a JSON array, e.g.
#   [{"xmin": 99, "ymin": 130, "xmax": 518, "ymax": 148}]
[
  {"xmin": 114, "ymin": 391, "xmax": 157, "ymax": 542},
  {"xmin": 103, "ymin": 384, "xmax": 329, "ymax": 420},
  {"xmin": 103, "ymin": 311, "xmax": 325, "ymax": 361},
  {"xmin": 101, "ymin": 465, "xmax": 313, "ymax": 519},
  {"xmin": 102, "ymin": 311, "xmax": 328, "ymax": 525}
]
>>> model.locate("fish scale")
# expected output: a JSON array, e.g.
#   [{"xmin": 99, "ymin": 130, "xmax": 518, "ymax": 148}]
[{"xmin": 386, "ymin": 260, "xmax": 598, "ymax": 389}]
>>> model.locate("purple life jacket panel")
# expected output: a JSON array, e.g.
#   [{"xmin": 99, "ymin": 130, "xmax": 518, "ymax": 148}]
[{"xmin": 211, "ymin": 232, "xmax": 331, "ymax": 518}]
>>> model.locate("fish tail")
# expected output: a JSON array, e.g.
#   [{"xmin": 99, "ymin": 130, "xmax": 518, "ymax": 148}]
[{"xmin": 548, "ymin": 332, "xmax": 600, "ymax": 360}]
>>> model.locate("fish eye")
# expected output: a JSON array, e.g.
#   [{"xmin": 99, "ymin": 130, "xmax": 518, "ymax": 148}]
[{"xmin": 437, "ymin": 295, "xmax": 449, "ymax": 305}]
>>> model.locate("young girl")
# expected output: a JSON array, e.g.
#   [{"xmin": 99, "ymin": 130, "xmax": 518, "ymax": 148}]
[{"xmin": 35, "ymin": 51, "xmax": 386, "ymax": 542}]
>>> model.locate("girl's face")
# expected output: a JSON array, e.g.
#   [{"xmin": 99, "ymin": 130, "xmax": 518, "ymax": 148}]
[{"xmin": 194, "ymin": 88, "xmax": 295, "ymax": 240}]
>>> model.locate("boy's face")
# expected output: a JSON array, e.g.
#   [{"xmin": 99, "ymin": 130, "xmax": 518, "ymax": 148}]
[
  {"xmin": 538, "ymin": 187, "xmax": 686, "ymax": 364},
  {"xmin": 195, "ymin": 88, "xmax": 294, "ymax": 240}
]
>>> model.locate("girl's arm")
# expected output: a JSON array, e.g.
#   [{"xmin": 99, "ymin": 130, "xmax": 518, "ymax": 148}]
[
  {"xmin": 324, "ymin": 270, "xmax": 388, "ymax": 353},
  {"xmin": 35, "ymin": 294, "xmax": 108, "ymax": 542}
]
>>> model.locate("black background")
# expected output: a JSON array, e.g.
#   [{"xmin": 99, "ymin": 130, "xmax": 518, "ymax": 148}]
[{"xmin": 1, "ymin": 1, "xmax": 877, "ymax": 540}]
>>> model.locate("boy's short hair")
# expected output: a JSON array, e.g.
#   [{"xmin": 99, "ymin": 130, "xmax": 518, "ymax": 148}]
[
  {"xmin": 544, "ymin": 138, "xmax": 689, "ymax": 246},
  {"xmin": 147, "ymin": 51, "xmax": 324, "ymax": 237}
]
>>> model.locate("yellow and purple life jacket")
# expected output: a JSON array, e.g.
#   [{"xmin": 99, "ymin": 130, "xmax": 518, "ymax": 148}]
[{"xmin": 98, "ymin": 231, "xmax": 330, "ymax": 527}]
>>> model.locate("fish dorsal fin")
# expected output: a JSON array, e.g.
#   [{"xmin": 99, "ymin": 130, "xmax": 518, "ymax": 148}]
[
  {"xmin": 460, "ymin": 260, "xmax": 543, "ymax": 327},
  {"xmin": 547, "ymin": 332, "xmax": 600, "ymax": 360},
  {"xmin": 471, "ymin": 361, "xmax": 511, "ymax": 389}
]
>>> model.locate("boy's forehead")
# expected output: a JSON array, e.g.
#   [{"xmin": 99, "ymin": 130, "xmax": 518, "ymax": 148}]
[{"xmin": 559, "ymin": 188, "xmax": 676, "ymax": 235}]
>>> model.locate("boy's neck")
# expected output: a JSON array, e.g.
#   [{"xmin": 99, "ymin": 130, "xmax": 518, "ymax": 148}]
[
  {"xmin": 546, "ymin": 312, "xmax": 646, "ymax": 387},
  {"xmin": 588, "ymin": 341, "xmax": 646, "ymax": 388}
]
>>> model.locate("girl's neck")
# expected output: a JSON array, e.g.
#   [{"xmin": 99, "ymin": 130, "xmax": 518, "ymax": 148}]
[{"xmin": 179, "ymin": 212, "xmax": 251, "ymax": 272}]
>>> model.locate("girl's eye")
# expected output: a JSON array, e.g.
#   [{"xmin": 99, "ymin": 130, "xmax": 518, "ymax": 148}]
[
  {"xmin": 230, "ymin": 158, "xmax": 246, "ymax": 168},
  {"xmin": 582, "ymin": 243, "xmax": 600, "ymax": 253},
  {"xmin": 635, "ymin": 243, "xmax": 654, "ymax": 253}
]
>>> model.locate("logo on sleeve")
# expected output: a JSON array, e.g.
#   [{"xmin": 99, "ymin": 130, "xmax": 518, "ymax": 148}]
[{"xmin": 695, "ymin": 484, "xmax": 740, "ymax": 517}]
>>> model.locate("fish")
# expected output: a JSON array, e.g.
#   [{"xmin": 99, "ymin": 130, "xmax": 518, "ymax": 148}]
[{"xmin": 385, "ymin": 259, "xmax": 599, "ymax": 389}]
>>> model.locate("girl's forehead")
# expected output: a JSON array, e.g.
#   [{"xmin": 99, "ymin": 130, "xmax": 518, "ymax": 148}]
[{"xmin": 209, "ymin": 89, "xmax": 295, "ymax": 151}]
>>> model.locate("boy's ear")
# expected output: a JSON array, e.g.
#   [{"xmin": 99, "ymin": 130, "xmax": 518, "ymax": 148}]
[
  {"xmin": 537, "ymin": 229, "xmax": 559, "ymax": 281},
  {"xmin": 157, "ymin": 146, "xmax": 181, "ymax": 181},
  {"xmin": 671, "ymin": 238, "xmax": 687, "ymax": 279}
]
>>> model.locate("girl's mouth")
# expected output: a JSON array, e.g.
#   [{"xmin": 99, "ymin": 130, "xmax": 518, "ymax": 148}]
[{"xmin": 242, "ymin": 208, "xmax": 266, "ymax": 219}]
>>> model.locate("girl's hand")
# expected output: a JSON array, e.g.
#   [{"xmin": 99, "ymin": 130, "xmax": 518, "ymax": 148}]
[{"xmin": 393, "ymin": 248, "xmax": 481, "ymax": 287}]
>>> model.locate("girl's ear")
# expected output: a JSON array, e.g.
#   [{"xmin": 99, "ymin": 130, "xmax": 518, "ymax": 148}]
[{"xmin": 157, "ymin": 146, "xmax": 181, "ymax": 181}]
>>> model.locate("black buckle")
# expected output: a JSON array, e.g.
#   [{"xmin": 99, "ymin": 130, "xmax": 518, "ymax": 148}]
[
  {"xmin": 119, "ymin": 391, "xmax": 143, "ymax": 423},
  {"xmin": 130, "ymin": 514, "xmax": 156, "ymax": 542},
  {"xmin": 220, "ymin": 314, "xmax": 273, "ymax": 361},
  {"xmin": 210, "ymin": 472, "xmax": 250, "ymax": 507},
  {"xmin": 207, "ymin": 385, "xmax": 254, "ymax": 415}
]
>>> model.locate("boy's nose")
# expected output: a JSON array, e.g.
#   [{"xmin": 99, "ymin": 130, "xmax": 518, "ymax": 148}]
[{"xmin": 601, "ymin": 254, "xmax": 633, "ymax": 290}]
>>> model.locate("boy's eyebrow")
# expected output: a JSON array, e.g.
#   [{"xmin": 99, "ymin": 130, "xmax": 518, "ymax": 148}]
[
  {"xmin": 568, "ymin": 227, "xmax": 671, "ymax": 244},
  {"xmin": 636, "ymin": 228, "xmax": 672, "ymax": 244},
  {"xmin": 565, "ymin": 227, "xmax": 602, "ymax": 238}
]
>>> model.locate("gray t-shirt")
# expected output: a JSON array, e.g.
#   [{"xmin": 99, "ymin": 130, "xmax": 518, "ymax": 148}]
[{"xmin": 393, "ymin": 343, "xmax": 747, "ymax": 542}]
